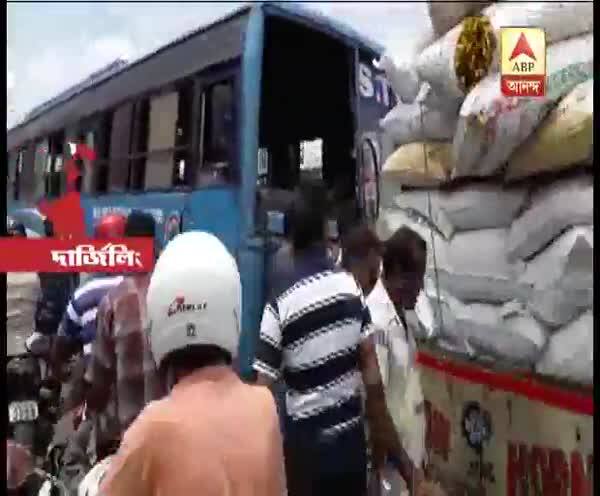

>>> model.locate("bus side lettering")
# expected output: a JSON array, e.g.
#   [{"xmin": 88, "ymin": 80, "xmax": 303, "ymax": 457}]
[{"xmin": 358, "ymin": 62, "xmax": 391, "ymax": 108}]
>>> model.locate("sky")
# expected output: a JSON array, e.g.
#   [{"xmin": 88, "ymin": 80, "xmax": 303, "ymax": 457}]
[{"xmin": 7, "ymin": 2, "xmax": 433, "ymax": 129}]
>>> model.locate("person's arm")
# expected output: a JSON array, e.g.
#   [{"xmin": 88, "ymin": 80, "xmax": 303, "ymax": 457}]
[
  {"xmin": 358, "ymin": 307, "xmax": 423, "ymax": 493},
  {"xmin": 85, "ymin": 296, "xmax": 116, "ymax": 413},
  {"xmin": 253, "ymin": 302, "xmax": 284, "ymax": 388},
  {"xmin": 51, "ymin": 300, "xmax": 84, "ymax": 380}
]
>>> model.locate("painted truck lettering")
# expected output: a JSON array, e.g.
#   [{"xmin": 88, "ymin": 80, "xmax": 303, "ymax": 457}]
[
  {"xmin": 424, "ymin": 400, "xmax": 451, "ymax": 461},
  {"xmin": 507, "ymin": 442, "xmax": 593, "ymax": 496}
]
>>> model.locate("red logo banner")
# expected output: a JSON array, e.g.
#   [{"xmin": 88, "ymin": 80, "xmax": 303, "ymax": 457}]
[{"xmin": 0, "ymin": 238, "xmax": 155, "ymax": 273}]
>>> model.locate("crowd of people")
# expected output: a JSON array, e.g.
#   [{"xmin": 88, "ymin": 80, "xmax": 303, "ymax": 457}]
[{"xmin": 7, "ymin": 181, "xmax": 436, "ymax": 496}]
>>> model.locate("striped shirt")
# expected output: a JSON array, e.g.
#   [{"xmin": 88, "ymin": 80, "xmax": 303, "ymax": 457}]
[
  {"xmin": 59, "ymin": 275, "xmax": 123, "ymax": 356},
  {"xmin": 253, "ymin": 246, "xmax": 373, "ymax": 436}
]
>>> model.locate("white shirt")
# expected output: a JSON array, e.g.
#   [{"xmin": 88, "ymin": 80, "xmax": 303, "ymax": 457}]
[{"xmin": 366, "ymin": 278, "xmax": 426, "ymax": 468}]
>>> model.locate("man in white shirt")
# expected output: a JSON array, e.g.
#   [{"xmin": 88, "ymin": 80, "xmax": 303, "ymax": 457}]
[{"xmin": 366, "ymin": 226, "xmax": 428, "ymax": 490}]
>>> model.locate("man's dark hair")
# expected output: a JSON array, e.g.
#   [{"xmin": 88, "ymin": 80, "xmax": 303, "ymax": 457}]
[
  {"xmin": 161, "ymin": 344, "xmax": 232, "ymax": 377},
  {"xmin": 289, "ymin": 182, "xmax": 327, "ymax": 251},
  {"xmin": 341, "ymin": 224, "xmax": 382, "ymax": 270},
  {"xmin": 43, "ymin": 218, "xmax": 54, "ymax": 237},
  {"xmin": 382, "ymin": 226, "xmax": 427, "ymax": 276},
  {"xmin": 125, "ymin": 210, "xmax": 156, "ymax": 238}
]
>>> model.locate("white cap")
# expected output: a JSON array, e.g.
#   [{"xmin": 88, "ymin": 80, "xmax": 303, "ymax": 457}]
[{"xmin": 146, "ymin": 231, "xmax": 241, "ymax": 368}]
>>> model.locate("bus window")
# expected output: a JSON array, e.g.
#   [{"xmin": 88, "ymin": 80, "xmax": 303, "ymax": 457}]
[
  {"xmin": 299, "ymin": 138, "xmax": 323, "ymax": 182},
  {"xmin": 108, "ymin": 102, "xmax": 134, "ymax": 192},
  {"xmin": 33, "ymin": 140, "xmax": 48, "ymax": 200},
  {"xmin": 18, "ymin": 145, "xmax": 36, "ymax": 202},
  {"xmin": 173, "ymin": 80, "xmax": 194, "ymax": 187},
  {"xmin": 197, "ymin": 80, "xmax": 233, "ymax": 186},
  {"xmin": 145, "ymin": 91, "xmax": 178, "ymax": 189},
  {"xmin": 127, "ymin": 80, "xmax": 193, "ymax": 190},
  {"xmin": 45, "ymin": 132, "xmax": 64, "ymax": 197},
  {"xmin": 128, "ymin": 99, "xmax": 150, "ymax": 191},
  {"xmin": 93, "ymin": 113, "xmax": 113, "ymax": 194},
  {"xmin": 7, "ymin": 151, "xmax": 18, "ymax": 201}
]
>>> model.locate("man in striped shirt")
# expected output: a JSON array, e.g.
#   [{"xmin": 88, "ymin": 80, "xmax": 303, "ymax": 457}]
[{"xmin": 253, "ymin": 183, "xmax": 423, "ymax": 496}]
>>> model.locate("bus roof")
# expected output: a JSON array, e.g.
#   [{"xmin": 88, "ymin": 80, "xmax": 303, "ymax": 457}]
[{"xmin": 8, "ymin": 2, "xmax": 385, "ymax": 148}]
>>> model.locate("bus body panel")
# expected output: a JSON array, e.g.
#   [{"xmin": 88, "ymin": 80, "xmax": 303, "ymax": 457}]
[
  {"xmin": 236, "ymin": 5, "xmax": 266, "ymax": 378},
  {"xmin": 80, "ymin": 192, "xmax": 188, "ymax": 243}
]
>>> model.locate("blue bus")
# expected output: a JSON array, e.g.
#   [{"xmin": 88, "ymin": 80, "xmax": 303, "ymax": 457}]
[{"xmin": 7, "ymin": 2, "xmax": 395, "ymax": 376}]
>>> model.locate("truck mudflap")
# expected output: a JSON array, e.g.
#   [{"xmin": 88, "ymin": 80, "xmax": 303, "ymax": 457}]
[{"xmin": 415, "ymin": 347, "xmax": 593, "ymax": 496}]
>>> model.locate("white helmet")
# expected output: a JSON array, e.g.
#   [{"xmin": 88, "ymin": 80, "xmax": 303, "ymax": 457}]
[{"xmin": 146, "ymin": 231, "xmax": 242, "ymax": 368}]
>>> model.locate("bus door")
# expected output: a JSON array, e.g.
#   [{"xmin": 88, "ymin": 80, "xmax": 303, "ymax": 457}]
[{"xmin": 355, "ymin": 50, "xmax": 395, "ymax": 224}]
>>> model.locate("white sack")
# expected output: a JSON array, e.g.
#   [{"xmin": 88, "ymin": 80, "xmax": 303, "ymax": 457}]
[
  {"xmin": 506, "ymin": 79, "xmax": 594, "ymax": 181},
  {"xmin": 536, "ymin": 312, "xmax": 593, "ymax": 385},
  {"xmin": 520, "ymin": 227, "xmax": 593, "ymax": 328},
  {"xmin": 378, "ymin": 209, "xmax": 527, "ymax": 303},
  {"xmin": 434, "ymin": 228, "xmax": 527, "ymax": 303},
  {"xmin": 507, "ymin": 174, "xmax": 593, "ymax": 262},
  {"xmin": 377, "ymin": 27, "xmax": 434, "ymax": 105},
  {"xmin": 381, "ymin": 142, "xmax": 453, "ymax": 188},
  {"xmin": 427, "ymin": 1, "xmax": 490, "ymax": 38},
  {"xmin": 380, "ymin": 100, "xmax": 457, "ymax": 147},
  {"xmin": 529, "ymin": 288, "xmax": 593, "ymax": 331},
  {"xmin": 418, "ymin": 3, "xmax": 594, "ymax": 102},
  {"xmin": 453, "ymin": 34, "xmax": 593, "ymax": 178},
  {"xmin": 423, "ymin": 288, "xmax": 547, "ymax": 365},
  {"xmin": 520, "ymin": 227, "xmax": 593, "ymax": 290},
  {"xmin": 378, "ymin": 53, "xmax": 421, "ymax": 105},
  {"xmin": 376, "ymin": 208, "xmax": 438, "ymax": 246},
  {"xmin": 460, "ymin": 300, "xmax": 547, "ymax": 366},
  {"xmin": 385, "ymin": 183, "xmax": 527, "ymax": 239}
]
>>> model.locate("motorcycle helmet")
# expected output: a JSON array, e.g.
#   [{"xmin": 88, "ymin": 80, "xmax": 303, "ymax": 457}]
[
  {"xmin": 94, "ymin": 213, "xmax": 127, "ymax": 239},
  {"xmin": 146, "ymin": 231, "xmax": 241, "ymax": 369}
]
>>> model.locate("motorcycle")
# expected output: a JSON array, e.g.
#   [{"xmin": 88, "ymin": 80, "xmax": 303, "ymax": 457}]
[{"xmin": 7, "ymin": 352, "xmax": 70, "ymax": 496}]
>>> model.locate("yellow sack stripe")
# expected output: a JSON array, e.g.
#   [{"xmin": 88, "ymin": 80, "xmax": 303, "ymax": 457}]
[
  {"xmin": 382, "ymin": 142, "xmax": 453, "ymax": 188},
  {"xmin": 506, "ymin": 79, "xmax": 593, "ymax": 181}
]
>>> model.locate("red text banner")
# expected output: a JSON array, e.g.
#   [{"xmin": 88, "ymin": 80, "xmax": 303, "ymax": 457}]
[{"xmin": 0, "ymin": 238, "xmax": 155, "ymax": 273}]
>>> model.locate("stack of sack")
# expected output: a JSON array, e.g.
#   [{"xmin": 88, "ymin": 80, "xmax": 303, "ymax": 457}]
[{"xmin": 377, "ymin": 2, "xmax": 593, "ymax": 386}]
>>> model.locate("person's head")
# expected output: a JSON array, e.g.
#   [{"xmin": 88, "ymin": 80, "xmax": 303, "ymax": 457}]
[
  {"xmin": 43, "ymin": 217, "xmax": 54, "ymax": 237},
  {"xmin": 94, "ymin": 213, "xmax": 127, "ymax": 239},
  {"xmin": 289, "ymin": 181, "xmax": 328, "ymax": 252},
  {"xmin": 146, "ymin": 231, "xmax": 241, "ymax": 390},
  {"xmin": 382, "ymin": 226, "xmax": 427, "ymax": 310},
  {"xmin": 124, "ymin": 210, "xmax": 156, "ymax": 238},
  {"xmin": 341, "ymin": 224, "xmax": 382, "ymax": 296},
  {"xmin": 6, "ymin": 217, "xmax": 26, "ymax": 237}
]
